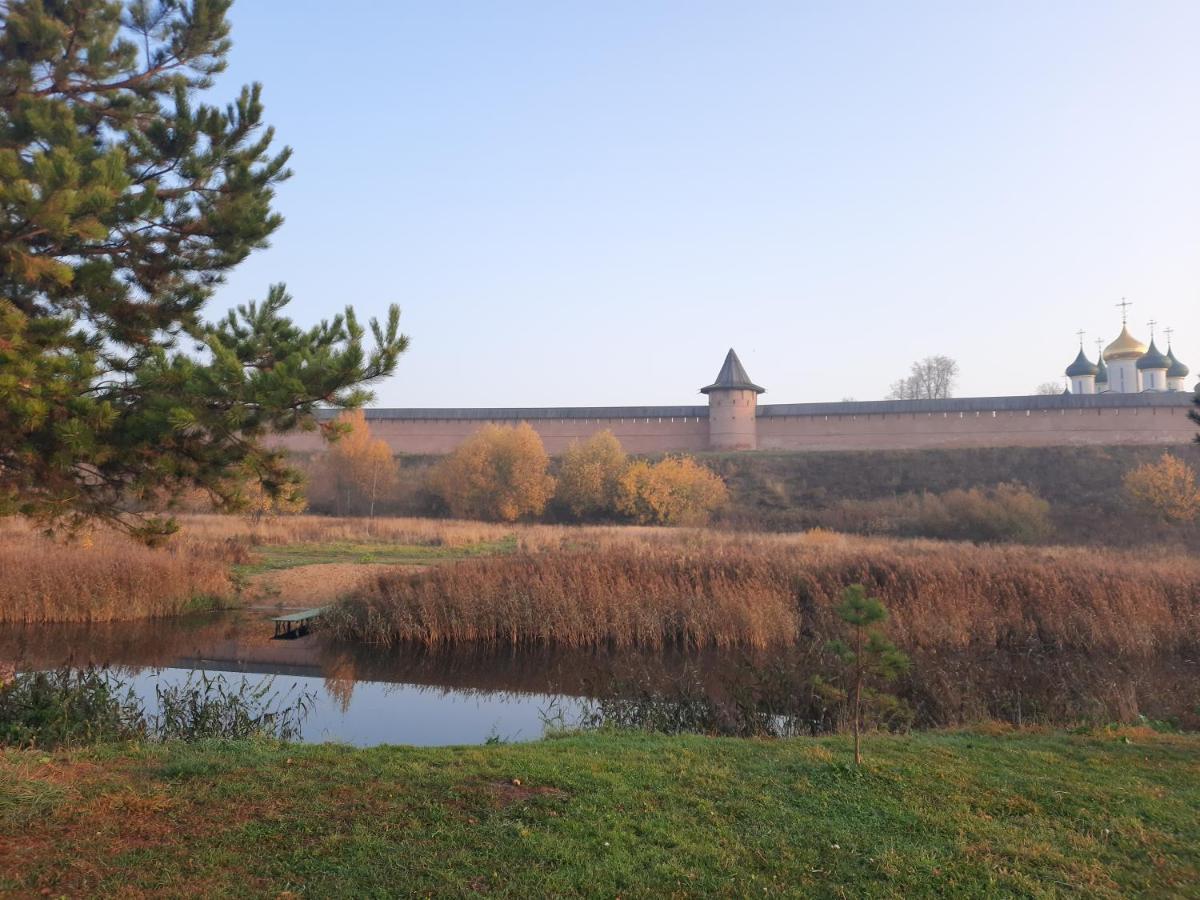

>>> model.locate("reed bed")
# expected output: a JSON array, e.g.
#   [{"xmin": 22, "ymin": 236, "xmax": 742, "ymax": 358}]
[
  {"xmin": 328, "ymin": 535, "xmax": 1200, "ymax": 654},
  {"xmin": 0, "ymin": 527, "xmax": 233, "ymax": 624}
]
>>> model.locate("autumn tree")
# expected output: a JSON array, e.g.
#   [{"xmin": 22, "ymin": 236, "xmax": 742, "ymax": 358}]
[
  {"xmin": 830, "ymin": 585, "xmax": 909, "ymax": 766},
  {"xmin": 428, "ymin": 423, "xmax": 555, "ymax": 522},
  {"xmin": 887, "ymin": 356, "xmax": 959, "ymax": 400},
  {"xmin": 615, "ymin": 456, "xmax": 729, "ymax": 526},
  {"xmin": 554, "ymin": 430, "xmax": 628, "ymax": 520},
  {"xmin": 1123, "ymin": 453, "xmax": 1200, "ymax": 524},
  {"xmin": 322, "ymin": 410, "xmax": 399, "ymax": 524},
  {"xmin": 0, "ymin": 1, "xmax": 407, "ymax": 542}
]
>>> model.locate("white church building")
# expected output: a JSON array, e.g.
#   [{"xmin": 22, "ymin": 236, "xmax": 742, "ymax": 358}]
[{"xmin": 1064, "ymin": 311, "xmax": 1191, "ymax": 395}]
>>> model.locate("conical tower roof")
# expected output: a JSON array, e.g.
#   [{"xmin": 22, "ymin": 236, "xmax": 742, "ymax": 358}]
[
  {"xmin": 700, "ymin": 349, "xmax": 765, "ymax": 394},
  {"xmin": 1065, "ymin": 348, "xmax": 1098, "ymax": 378},
  {"xmin": 1136, "ymin": 339, "xmax": 1170, "ymax": 370}
]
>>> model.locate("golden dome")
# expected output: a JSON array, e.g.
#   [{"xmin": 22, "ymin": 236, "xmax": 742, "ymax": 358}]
[{"xmin": 1103, "ymin": 325, "xmax": 1147, "ymax": 361}]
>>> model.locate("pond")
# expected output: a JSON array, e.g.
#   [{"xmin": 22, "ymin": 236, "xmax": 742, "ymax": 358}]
[
  {"xmin": 0, "ymin": 611, "xmax": 600, "ymax": 746},
  {"xmin": 4, "ymin": 610, "xmax": 1198, "ymax": 745}
]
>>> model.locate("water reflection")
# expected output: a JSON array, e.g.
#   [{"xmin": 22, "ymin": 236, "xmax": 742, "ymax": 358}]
[
  {"xmin": 2, "ymin": 611, "xmax": 1198, "ymax": 745},
  {"xmin": 0, "ymin": 613, "xmax": 594, "ymax": 747},
  {"xmin": 113, "ymin": 668, "xmax": 574, "ymax": 747}
]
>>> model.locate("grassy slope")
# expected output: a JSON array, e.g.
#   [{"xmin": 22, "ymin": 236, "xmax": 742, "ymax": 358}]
[
  {"xmin": 703, "ymin": 445, "xmax": 1200, "ymax": 534},
  {"xmin": 3, "ymin": 731, "xmax": 1198, "ymax": 897},
  {"xmin": 236, "ymin": 536, "xmax": 518, "ymax": 575}
]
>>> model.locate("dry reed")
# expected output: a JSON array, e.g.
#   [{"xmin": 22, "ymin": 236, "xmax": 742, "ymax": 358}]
[
  {"xmin": 0, "ymin": 526, "xmax": 233, "ymax": 624},
  {"xmin": 329, "ymin": 534, "xmax": 1200, "ymax": 654}
]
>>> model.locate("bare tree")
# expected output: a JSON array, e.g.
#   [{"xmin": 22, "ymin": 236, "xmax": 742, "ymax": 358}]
[
  {"xmin": 1035, "ymin": 381, "xmax": 1065, "ymax": 395},
  {"xmin": 886, "ymin": 356, "xmax": 959, "ymax": 400}
]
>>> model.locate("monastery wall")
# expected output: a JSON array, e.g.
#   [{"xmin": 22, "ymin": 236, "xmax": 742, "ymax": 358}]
[
  {"xmin": 756, "ymin": 399, "xmax": 1195, "ymax": 451},
  {"xmin": 272, "ymin": 393, "xmax": 1197, "ymax": 457},
  {"xmin": 275, "ymin": 407, "xmax": 711, "ymax": 456}
]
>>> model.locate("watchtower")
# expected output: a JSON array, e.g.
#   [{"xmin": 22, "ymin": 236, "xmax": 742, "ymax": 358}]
[{"xmin": 701, "ymin": 349, "xmax": 764, "ymax": 451}]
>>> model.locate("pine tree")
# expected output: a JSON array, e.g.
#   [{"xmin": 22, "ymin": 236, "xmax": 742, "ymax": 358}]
[
  {"xmin": 831, "ymin": 585, "xmax": 909, "ymax": 766},
  {"xmin": 0, "ymin": 1, "xmax": 408, "ymax": 541}
]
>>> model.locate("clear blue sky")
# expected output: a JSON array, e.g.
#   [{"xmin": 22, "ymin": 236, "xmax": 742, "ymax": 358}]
[{"xmin": 210, "ymin": 1, "xmax": 1200, "ymax": 406}]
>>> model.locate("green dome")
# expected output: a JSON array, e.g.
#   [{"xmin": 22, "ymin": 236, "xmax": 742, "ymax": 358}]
[
  {"xmin": 1065, "ymin": 348, "xmax": 1098, "ymax": 378},
  {"xmin": 1095, "ymin": 356, "xmax": 1108, "ymax": 384},
  {"xmin": 1167, "ymin": 348, "xmax": 1190, "ymax": 379},
  {"xmin": 1136, "ymin": 340, "xmax": 1170, "ymax": 371}
]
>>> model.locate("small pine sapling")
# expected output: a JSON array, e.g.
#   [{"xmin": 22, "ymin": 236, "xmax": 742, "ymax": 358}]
[{"xmin": 831, "ymin": 584, "xmax": 910, "ymax": 766}]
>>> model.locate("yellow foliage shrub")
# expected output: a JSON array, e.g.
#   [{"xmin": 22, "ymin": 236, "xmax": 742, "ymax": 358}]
[
  {"xmin": 554, "ymin": 430, "xmax": 628, "ymax": 520},
  {"xmin": 616, "ymin": 456, "xmax": 729, "ymax": 526},
  {"xmin": 428, "ymin": 423, "xmax": 555, "ymax": 522},
  {"xmin": 1123, "ymin": 452, "xmax": 1200, "ymax": 523}
]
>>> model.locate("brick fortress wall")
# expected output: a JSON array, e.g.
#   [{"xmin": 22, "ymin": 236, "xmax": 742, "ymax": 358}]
[{"xmin": 269, "ymin": 393, "xmax": 1197, "ymax": 456}]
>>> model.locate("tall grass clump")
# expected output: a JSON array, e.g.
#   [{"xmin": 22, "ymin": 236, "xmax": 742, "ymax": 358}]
[
  {"xmin": 0, "ymin": 668, "xmax": 144, "ymax": 747},
  {"xmin": 151, "ymin": 672, "xmax": 313, "ymax": 742},
  {"xmin": 329, "ymin": 535, "xmax": 1200, "ymax": 656},
  {"xmin": 0, "ymin": 524, "xmax": 233, "ymax": 624},
  {"xmin": 0, "ymin": 668, "xmax": 315, "ymax": 748}
]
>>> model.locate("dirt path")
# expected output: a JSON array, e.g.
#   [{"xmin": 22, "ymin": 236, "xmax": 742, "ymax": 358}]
[{"xmin": 244, "ymin": 562, "xmax": 423, "ymax": 611}]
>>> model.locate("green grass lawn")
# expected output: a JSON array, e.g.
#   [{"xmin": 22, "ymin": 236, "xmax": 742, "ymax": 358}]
[
  {"xmin": 2, "ymin": 730, "xmax": 1198, "ymax": 897},
  {"xmin": 236, "ymin": 535, "xmax": 519, "ymax": 575}
]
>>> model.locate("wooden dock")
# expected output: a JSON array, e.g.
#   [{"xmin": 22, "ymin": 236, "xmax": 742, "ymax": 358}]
[{"xmin": 271, "ymin": 606, "xmax": 329, "ymax": 639}]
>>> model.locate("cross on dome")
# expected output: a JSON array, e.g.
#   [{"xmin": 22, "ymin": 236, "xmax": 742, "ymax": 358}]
[{"xmin": 1116, "ymin": 298, "xmax": 1132, "ymax": 324}]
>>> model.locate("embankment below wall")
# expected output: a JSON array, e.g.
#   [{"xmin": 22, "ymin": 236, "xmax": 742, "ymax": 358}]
[
  {"xmin": 705, "ymin": 444, "xmax": 1200, "ymax": 538},
  {"xmin": 294, "ymin": 443, "xmax": 1200, "ymax": 547}
]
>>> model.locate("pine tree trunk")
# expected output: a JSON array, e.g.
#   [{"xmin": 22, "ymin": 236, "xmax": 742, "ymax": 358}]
[
  {"xmin": 853, "ymin": 624, "xmax": 863, "ymax": 766},
  {"xmin": 853, "ymin": 676, "xmax": 862, "ymax": 766}
]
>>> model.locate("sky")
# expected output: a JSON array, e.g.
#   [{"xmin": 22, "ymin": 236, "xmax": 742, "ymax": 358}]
[{"xmin": 208, "ymin": 1, "xmax": 1200, "ymax": 407}]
